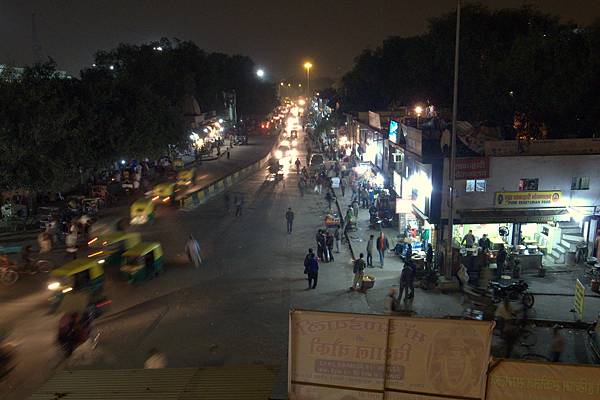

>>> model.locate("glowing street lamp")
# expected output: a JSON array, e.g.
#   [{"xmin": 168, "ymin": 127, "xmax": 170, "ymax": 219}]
[
  {"xmin": 303, "ymin": 61, "xmax": 313, "ymax": 96},
  {"xmin": 414, "ymin": 105, "xmax": 423, "ymax": 128},
  {"xmin": 256, "ymin": 68, "xmax": 265, "ymax": 78}
]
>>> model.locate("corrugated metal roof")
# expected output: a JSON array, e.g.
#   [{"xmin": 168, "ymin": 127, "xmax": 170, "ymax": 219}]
[{"xmin": 30, "ymin": 365, "xmax": 278, "ymax": 400}]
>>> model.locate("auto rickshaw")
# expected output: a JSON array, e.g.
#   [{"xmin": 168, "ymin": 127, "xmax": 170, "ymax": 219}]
[
  {"xmin": 176, "ymin": 168, "xmax": 196, "ymax": 188},
  {"xmin": 120, "ymin": 242, "xmax": 164, "ymax": 283},
  {"xmin": 87, "ymin": 231, "xmax": 142, "ymax": 266},
  {"xmin": 47, "ymin": 257, "xmax": 106, "ymax": 307},
  {"xmin": 152, "ymin": 182, "xmax": 176, "ymax": 205},
  {"xmin": 130, "ymin": 198, "xmax": 155, "ymax": 225},
  {"xmin": 173, "ymin": 158, "xmax": 184, "ymax": 170}
]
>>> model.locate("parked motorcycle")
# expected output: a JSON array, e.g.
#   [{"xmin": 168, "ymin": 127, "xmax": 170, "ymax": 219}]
[{"xmin": 489, "ymin": 280, "xmax": 535, "ymax": 308}]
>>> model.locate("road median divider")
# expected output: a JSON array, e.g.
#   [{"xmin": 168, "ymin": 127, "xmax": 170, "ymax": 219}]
[{"xmin": 179, "ymin": 133, "xmax": 281, "ymax": 210}]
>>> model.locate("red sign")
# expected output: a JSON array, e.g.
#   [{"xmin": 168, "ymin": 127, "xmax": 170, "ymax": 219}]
[{"xmin": 455, "ymin": 157, "xmax": 489, "ymax": 180}]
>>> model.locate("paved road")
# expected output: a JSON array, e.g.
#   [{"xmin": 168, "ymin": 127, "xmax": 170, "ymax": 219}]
[
  {"xmin": 0, "ymin": 132, "xmax": 281, "ymax": 399},
  {"xmin": 2, "ymin": 117, "xmax": 598, "ymax": 399}
]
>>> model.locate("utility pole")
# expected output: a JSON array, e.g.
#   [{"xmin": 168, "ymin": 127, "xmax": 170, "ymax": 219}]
[
  {"xmin": 445, "ymin": 0, "xmax": 461, "ymax": 279},
  {"xmin": 31, "ymin": 13, "xmax": 43, "ymax": 63}
]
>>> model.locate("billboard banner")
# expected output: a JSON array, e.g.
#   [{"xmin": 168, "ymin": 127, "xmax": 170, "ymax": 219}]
[
  {"xmin": 289, "ymin": 310, "xmax": 494, "ymax": 399},
  {"xmin": 455, "ymin": 157, "xmax": 489, "ymax": 180},
  {"xmin": 494, "ymin": 191, "xmax": 562, "ymax": 209},
  {"xmin": 384, "ymin": 318, "xmax": 493, "ymax": 399},
  {"xmin": 290, "ymin": 384, "xmax": 383, "ymax": 400},
  {"xmin": 487, "ymin": 360, "xmax": 600, "ymax": 400}
]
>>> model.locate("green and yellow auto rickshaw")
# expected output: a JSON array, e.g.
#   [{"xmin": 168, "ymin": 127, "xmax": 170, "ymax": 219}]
[
  {"xmin": 87, "ymin": 231, "xmax": 142, "ymax": 266},
  {"xmin": 120, "ymin": 242, "xmax": 164, "ymax": 283},
  {"xmin": 47, "ymin": 257, "xmax": 106, "ymax": 306},
  {"xmin": 172, "ymin": 158, "xmax": 184, "ymax": 170},
  {"xmin": 130, "ymin": 198, "xmax": 155, "ymax": 225},
  {"xmin": 176, "ymin": 168, "xmax": 196, "ymax": 188},
  {"xmin": 152, "ymin": 182, "xmax": 176, "ymax": 205}
]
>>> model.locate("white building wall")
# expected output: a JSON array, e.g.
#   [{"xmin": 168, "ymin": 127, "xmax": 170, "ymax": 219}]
[{"xmin": 441, "ymin": 154, "xmax": 600, "ymax": 219}]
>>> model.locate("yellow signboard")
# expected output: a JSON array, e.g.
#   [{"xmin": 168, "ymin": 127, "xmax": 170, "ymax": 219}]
[
  {"xmin": 487, "ymin": 359, "xmax": 600, "ymax": 400},
  {"xmin": 494, "ymin": 191, "xmax": 562, "ymax": 209},
  {"xmin": 574, "ymin": 279, "xmax": 585, "ymax": 319},
  {"xmin": 288, "ymin": 310, "xmax": 494, "ymax": 400}
]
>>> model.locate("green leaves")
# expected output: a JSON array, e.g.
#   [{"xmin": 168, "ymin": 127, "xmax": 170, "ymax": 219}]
[{"xmin": 0, "ymin": 40, "xmax": 276, "ymax": 192}]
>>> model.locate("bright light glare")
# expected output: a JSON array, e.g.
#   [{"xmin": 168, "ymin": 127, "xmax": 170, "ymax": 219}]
[
  {"xmin": 374, "ymin": 173, "xmax": 385, "ymax": 187},
  {"xmin": 256, "ymin": 69, "xmax": 265, "ymax": 78},
  {"xmin": 275, "ymin": 150, "xmax": 283, "ymax": 159},
  {"xmin": 304, "ymin": 62, "xmax": 313, "ymax": 70},
  {"xmin": 290, "ymin": 148, "xmax": 297, "ymax": 158},
  {"xmin": 218, "ymin": 118, "xmax": 223, "ymax": 123},
  {"xmin": 280, "ymin": 140, "xmax": 290, "ymax": 146},
  {"xmin": 414, "ymin": 106, "xmax": 423, "ymax": 115},
  {"xmin": 298, "ymin": 99, "xmax": 306, "ymax": 106},
  {"xmin": 291, "ymin": 139, "xmax": 298, "ymax": 147},
  {"xmin": 62, "ymin": 287, "xmax": 73, "ymax": 293},
  {"xmin": 98, "ymin": 259, "xmax": 106, "ymax": 264},
  {"xmin": 48, "ymin": 282, "xmax": 60, "ymax": 290}
]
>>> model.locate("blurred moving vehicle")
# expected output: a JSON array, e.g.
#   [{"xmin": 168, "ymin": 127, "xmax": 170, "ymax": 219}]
[
  {"xmin": 120, "ymin": 242, "xmax": 164, "ymax": 283},
  {"xmin": 274, "ymin": 144, "xmax": 292, "ymax": 160},
  {"xmin": 309, "ymin": 153, "xmax": 324, "ymax": 171},
  {"xmin": 152, "ymin": 182, "xmax": 176, "ymax": 205},
  {"xmin": 130, "ymin": 198, "xmax": 155, "ymax": 225}
]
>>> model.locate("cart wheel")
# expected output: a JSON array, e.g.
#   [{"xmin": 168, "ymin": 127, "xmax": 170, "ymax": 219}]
[
  {"xmin": 1, "ymin": 269, "xmax": 19, "ymax": 285},
  {"xmin": 36, "ymin": 260, "xmax": 53, "ymax": 273}
]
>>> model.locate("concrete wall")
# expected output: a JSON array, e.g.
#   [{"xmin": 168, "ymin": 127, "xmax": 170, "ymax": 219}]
[{"xmin": 441, "ymin": 154, "xmax": 600, "ymax": 218}]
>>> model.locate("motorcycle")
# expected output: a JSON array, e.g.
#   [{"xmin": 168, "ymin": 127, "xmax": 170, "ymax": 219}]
[{"xmin": 489, "ymin": 280, "xmax": 535, "ymax": 308}]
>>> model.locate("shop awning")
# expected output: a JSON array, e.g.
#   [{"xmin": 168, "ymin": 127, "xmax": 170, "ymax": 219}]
[
  {"xmin": 31, "ymin": 365, "xmax": 279, "ymax": 399},
  {"xmin": 457, "ymin": 207, "xmax": 569, "ymax": 224},
  {"xmin": 412, "ymin": 205, "xmax": 429, "ymax": 221}
]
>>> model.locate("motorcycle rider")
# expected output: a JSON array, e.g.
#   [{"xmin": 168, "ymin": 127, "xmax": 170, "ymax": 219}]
[{"xmin": 496, "ymin": 244, "xmax": 507, "ymax": 278}]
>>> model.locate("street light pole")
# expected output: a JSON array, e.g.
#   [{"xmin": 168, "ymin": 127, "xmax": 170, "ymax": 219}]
[
  {"xmin": 303, "ymin": 62, "xmax": 312, "ymax": 98},
  {"xmin": 445, "ymin": 0, "xmax": 461, "ymax": 280}
]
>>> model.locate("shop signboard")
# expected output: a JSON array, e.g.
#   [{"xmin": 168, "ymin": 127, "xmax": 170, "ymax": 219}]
[
  {"xmin": 574, "ymin": 279, "xmax": 585, "ymax": 320},
  {"xmin": 455, "ymin": 157, "xmax": 489, "ymax": 180},
  {"xmin": 401, "ymin": 123, "xmax": 422, "ymax": 156},
  {"xmin": 486, "ymin": 359, "xmax": 600, "ymax": 400},
  {"xmin": 494, "ymin": 191, "xmax": 562, "ymax": 209},
  {"xmin": 369, "ymin": 111, "xmax": 382, "ymax": 130},
  {"xmin": 396, "ymin": 198, "xmax": 413, "ymax": 214},
  {"xmin": 389, "ymin": 120, "xmax": 399, "ymax": 144},
  {"xmin": 288, "ymin": 310, "xmax": 494, "ymax": 400}
]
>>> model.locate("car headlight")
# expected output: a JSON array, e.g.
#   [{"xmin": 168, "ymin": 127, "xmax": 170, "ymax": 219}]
[
  {"xmin": 48, "ymin": 282, "xmax": 60, "ymax": 290},
  {"xmin": 275, "ymin": 150, "xmax": 282, "ymax": 159}
]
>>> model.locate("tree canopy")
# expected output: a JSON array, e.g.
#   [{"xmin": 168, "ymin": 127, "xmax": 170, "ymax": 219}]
[
  {"xmin": 340, "ymin": 4, "xmax": 600, "ymax": 139},
  {"xmin": 0, "ymin": 39, "xmax": 277, "ymax": 192}
]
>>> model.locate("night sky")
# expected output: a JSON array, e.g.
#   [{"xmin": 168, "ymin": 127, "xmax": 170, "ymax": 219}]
[{"xmin": 1, "ymin": 1, "xmax": 599, "ymax": 80}]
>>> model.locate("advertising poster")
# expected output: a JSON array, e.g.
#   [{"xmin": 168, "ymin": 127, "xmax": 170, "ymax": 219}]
[
  {"xmin": 487, "ymin": 360, "xmax": 600, "ymax": 400},
  {"xmin": 289, "ymin": 311, "xmax": 494, "ymax": 400},
  {"xmin": 494, "ymin": 191, "xmax": 562, "ymax": 209},
  {"xmin": 385, "ymin": 318, "xmax": 493, "ymax": 399},
  {"xmin": 454, "ymin": 157, "xmax": 489, "ymax": 180},
  {"xmin": 289, "ymin": 311, "xmax": 389, "ymax": 391},
  {"xmin": 290, "ymin": 384, "xmax": 383, "ymax": 400}
]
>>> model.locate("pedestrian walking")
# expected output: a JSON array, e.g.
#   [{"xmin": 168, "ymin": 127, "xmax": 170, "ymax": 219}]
[
  {"xmin": 298, "ymin": 178, "xmax": 305, "ymax": 197},
  {"xmin": 326, "ymin": 232, "xmax": 334, "ymax": 262},
  {"xmin": 334, "ymin": 226, "xmax": 341, "ymax": 253},
  {"xmin": 325, "ymin": 191, "xmax": 333, "ymax": 211},
  {"xmin": 352, "ymin": 199, "xmax": 359, "ymax": 218},
  {"xmin": 235, "ymin": 196, "xmax": 243, "ymax": 217},
  {"xmin": 316, "ymin": 229, "xmax": 325, "ymax": 261},
  {"xmin": 305, "ymin": 250, "xmax": 319, "ymax": 289},
  {"xmin": 226, "ymin": 148, "xmax": 230, "ymax": 159},
  {"xmin": 285, "ymin": 207, "xmax": 294, "ymax": 234},
  {"xmin": 295, "ymin": 158, "xmax": 301, "ymax": 174},
  {"xmin": 398, "ymin": 262, "xmax": 415, "ymax": 303},
  {"xmin": 550, "ymin": 326, "xmax": 565, "ymax": 362},
  {"xmin": 366, "ymin": 234, "xmax": 374, "ymax": 267},
  {"xmin": 384, "ymin": 288, "xmax": 398, "ymax": 313},
  {"xmin": 185, "ymin": 234, "xmax": 202, "ymax": 267},
  {"xmin": 376, "ymin": 232, "xmax": 389, "ymax": 268},
  {"xmin": 340, "ymin": 176, "xmax": 346, "ymax": 197},
  {"xmin": 350, "ymin": 253, "xmax": 367, "ymax": 290}
]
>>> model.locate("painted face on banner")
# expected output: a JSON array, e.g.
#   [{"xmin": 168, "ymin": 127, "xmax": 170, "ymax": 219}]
[{"xmin": 426, "ymin": 325, "xmax": 486, "ymax": 393}]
